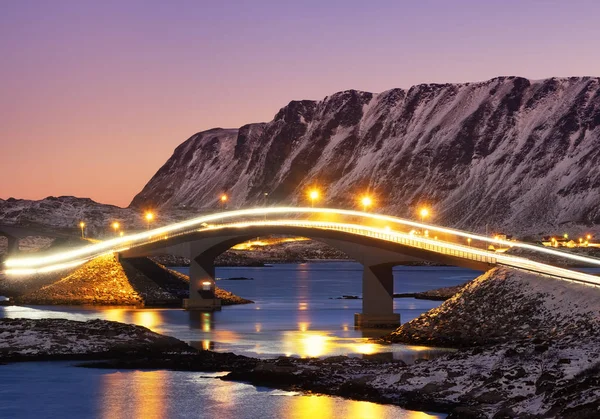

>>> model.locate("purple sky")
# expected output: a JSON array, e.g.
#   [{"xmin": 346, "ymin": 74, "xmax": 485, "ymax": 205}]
[{"xmin": 1, "ymin": 0, "xmax": 599, "ymax": 207}]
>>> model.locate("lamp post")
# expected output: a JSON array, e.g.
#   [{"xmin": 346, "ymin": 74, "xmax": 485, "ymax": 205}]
[
  {"xmin": 220, "ymin": 194, "xmax": 228, "ymax": 210},
  {"xmin": 263, "ymin": 193, "xmax": 268, "ymax": 221},
  {"xmin": 419, "ymin": 208, "xmax": 430, "ymax": 223},
  {"xmin": 361, "ymin": 196, "xmax": 372, "ymax": 212},
  {"xmin": 145, "ymin": 212, "xmax": 154, "ymax": 230},
  {"xmin": 309, "ymin": 189, "xmax": 319, "ymax": 208},
  {"xmin": 79, "ymin": 221, "xmax": 85, "ymax": 239},
  {"xmin": 112, "ymin": 222, "xmax": 120, "ymax": 236}
]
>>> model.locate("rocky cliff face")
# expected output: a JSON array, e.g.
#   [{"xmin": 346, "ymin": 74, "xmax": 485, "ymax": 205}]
[{"xmin": 131, "ymin": 76, "xmax": 600, "ymax": 235}]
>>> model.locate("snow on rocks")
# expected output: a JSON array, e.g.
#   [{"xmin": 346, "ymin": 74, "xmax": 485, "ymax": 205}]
[
  {"xmin": 385, "ymin": 267, "xmax": 600, "ymax": 347},
  {"xmin": 218, "ymin": 267, "xmax": 600, "ymax": 417},
  {"xmin": 0, "ymin": 318, "xmax": 194, "ymax": 361}
]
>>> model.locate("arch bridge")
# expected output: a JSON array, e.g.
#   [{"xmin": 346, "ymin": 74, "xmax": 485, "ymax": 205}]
[{"xmin": 4, "ymin": 208, "xmax": 600, "ymax": 328}]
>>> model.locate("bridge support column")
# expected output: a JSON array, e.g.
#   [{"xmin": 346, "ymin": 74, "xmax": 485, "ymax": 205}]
[
  {"xmin": 355, "ymin": 263, "xmax": 400, "ymax": 328},
  {"xmin": 183, "ymin": 255, "xmax": 221, "ymax": 311}
]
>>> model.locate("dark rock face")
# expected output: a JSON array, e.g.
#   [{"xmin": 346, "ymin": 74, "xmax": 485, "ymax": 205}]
[{"xmin": 130, "ymin": 77, "xmax": 600, "ymax": 235}]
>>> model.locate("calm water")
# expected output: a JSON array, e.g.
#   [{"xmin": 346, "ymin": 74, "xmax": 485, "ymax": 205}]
[{"xmin": 0, "ymin": 263, "xmax": 480, "ymax": 418}]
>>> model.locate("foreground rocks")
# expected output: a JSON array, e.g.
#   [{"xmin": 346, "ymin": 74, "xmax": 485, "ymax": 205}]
[
  {"xmin": 385, "ymin": 267, "xmax": 600, "ymax": 347},
  {"xmin": 0, "ymin": 318, "xmax": 194, "ymax": 362},
  {"xmin": 214, "ymin": 268, "xmax": 600, "ymax": 417},
  {"xmin": 3, "ymin": 267, "xmax": 599, "ymax": 417}
]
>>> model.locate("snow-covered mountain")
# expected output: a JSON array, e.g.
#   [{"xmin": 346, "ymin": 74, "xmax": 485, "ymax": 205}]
[{"xmin": 130, "ymin": 76, "xmax": 600, "ymax": 235}]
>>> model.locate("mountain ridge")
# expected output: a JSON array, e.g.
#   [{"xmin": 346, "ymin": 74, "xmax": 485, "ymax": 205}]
[{"xmin": 129, "ymin": 76, "xmax": 600, "ymax": 234}]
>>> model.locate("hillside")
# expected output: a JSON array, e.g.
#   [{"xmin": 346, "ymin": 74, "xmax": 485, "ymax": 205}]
[{"xmin": 131, "ymin": 76, "xmax": 600, "ymax": 235}]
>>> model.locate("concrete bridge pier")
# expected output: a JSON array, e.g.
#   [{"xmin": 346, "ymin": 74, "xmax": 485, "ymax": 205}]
[
  {"xmin": 183, "ymin": 255, "xmax": 221, "ymax": 311},
  {"xmin": 354, "ymin": 263, "xmax": 400, "ymax": 328}
]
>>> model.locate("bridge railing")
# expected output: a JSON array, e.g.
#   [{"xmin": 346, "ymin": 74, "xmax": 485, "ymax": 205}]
[{"xmin": 197, "ymin": 220, "xmax": 499, "ymax": 266}]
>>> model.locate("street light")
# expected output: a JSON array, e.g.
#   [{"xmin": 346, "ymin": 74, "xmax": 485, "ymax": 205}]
[
  {"xmin": 361, "ymin": 196, "xmax": 372, "ymax": 212},
  {"xmin": 145, "ymin": 212, "xmax": 154, "ymax": 230},
  {"xmin": 419, "ymin": 208, "xmax": 430, "ymax": 223},
  {"xmin": 309, "ymin": 189, "xmax": 319, "ymax": 207},
  {"xmin": 587, "ymin": 234, "xmax": 593, "ymax": 240},
  {"xmin": 467, "ymin": 238, "xmax": 472, "ymax": 246},
  {"xmin": 79, "ymin": 221, "xmax": 85, "ymax": 239},
  {"xmin": 220, "ymin": 194, "xmax": 228, "ymax": 210},
  {"xmin": 112, "ymin": 222, "xmax": 120, "ymax": 236}
]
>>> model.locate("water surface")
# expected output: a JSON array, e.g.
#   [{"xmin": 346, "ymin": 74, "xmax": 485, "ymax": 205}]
[{"xmin": 0, "ymin": 263, "xmax": 479, "ymax": 418}]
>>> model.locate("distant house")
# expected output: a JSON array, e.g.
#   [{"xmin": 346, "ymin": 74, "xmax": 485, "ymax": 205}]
[{"xmin": 541, "ymin": 236, "xmax": 578, "ymax": 248}]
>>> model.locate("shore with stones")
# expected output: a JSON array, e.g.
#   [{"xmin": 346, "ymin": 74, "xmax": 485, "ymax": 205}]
[
  {"xmin": 81, "ymin": 267, "xmax": 600, "ymax": 418},
  {"xmin": 0, "ymin": 255, "xmax": 253, "ymax": 307},
  {"xmin": 2, "ymin": 265, "xmax": 599, "ymax": 417}
]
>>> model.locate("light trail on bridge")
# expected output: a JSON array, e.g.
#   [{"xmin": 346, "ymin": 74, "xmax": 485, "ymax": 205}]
[{"xmin": 3, "ymin": 208, "xmax": 600, "ymax": 285}]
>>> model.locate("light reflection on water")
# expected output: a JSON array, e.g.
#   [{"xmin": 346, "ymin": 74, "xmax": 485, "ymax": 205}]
[
  {"xmin": 0, "ymin": 362, "xmax": 446, "ymax": 419},
  {"xmin": 0, "ymin": 263, "xmax": 464, "ymax": 418},
  {"xmin": 0, "ymin": 263, "xmax": 476, "ymax": 361}
]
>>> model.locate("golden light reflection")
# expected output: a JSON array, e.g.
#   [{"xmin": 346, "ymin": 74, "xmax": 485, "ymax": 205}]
[
  {"xmin": 354, "ymin": 342, "xmax": 377, "ymax": 355},
  {"xmin": 202, "ymin": 312, "xmax": 212, "ymax": 332},
  {"xmin": 103, "ymin": 308, "xmax": 127, "ymax": 324},
  {"xmin": 133, "ymin": 310, "xmax": 162, "ymax": 332},
  {"xmin": 298, "ymin": 322, "xmax": 309, "ymax": 332},
  {"xmin": 298, "ymin": 302, "xmax": 308, "ymax": 311},
  {"xmin": 212, "ymin": 330, "xmax": 241, "ymax": 343},
  {"xmin": 348, "ymin": 399, "xmax": 395, "ymax": 419},
  {"xmin": 202, "ymin": 340, "xmax": 211, "ymax": 351},
  {"xmin": 405, "ymin": 411, "xmax": 442, "ymax": 418},
  {"xmin": 255, "ymin": 323, "xmax": 262, "ymax": 333},
  {"xmin": 287, "ymin": 394, "xmax": 334, "ymax": 419},
  {"xmin": 303, "ymin": 334, "xmax": 330, "ymax": 357},
  {"xmin": 101, "ymin": 370, "xmax": 167, "ymax": 419},
  {"xmin": 134, "ymin": 370, "xmax": 166, "ymax": 419}
]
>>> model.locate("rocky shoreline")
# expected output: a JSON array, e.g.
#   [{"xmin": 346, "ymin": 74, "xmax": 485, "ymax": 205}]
[
  {"xmin": 2, "ymin": 267, "xmax": 599, "ymax": 417},
  {"xmin": 1, "ymin": 255, "xmax": 253, "ymax": 307},
  {"xmin": 0, "ymin": 318, "xmax": 194, "ymax": 363},
  {"xmin": 81, "ymin": 267, "xmax": 600, "ymax": 417}
]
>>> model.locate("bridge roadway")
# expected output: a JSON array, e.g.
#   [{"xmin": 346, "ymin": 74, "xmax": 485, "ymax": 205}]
[{"xmin": 3, "ymin": 207, "xmax": 600, "ymax": 327}]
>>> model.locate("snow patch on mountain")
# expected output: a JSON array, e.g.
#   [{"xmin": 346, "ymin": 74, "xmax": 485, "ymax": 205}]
[{"xmin": 129, "ymin": 77, "xmax": 600, "ymax": 236}]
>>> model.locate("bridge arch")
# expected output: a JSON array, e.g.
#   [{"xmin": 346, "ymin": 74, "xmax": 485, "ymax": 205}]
[{"xmin": 119, "ymin": 224, "xmax": 492, "ymax": 327}]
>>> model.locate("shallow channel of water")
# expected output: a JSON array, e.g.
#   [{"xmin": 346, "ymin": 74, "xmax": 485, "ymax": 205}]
[{"xmin": 0, "ymin": 263, "xmax": 481, "ymax": 418}]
